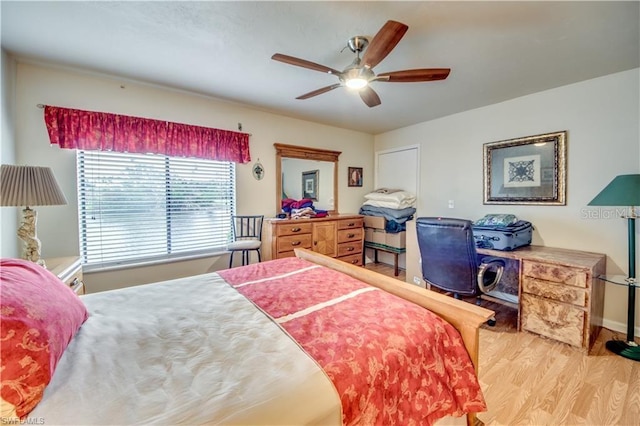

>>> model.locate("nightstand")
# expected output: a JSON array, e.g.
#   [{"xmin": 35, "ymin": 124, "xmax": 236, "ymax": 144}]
[{"xmin": 46, "ymin": 256, "xmax": 85, "ymax": 295}]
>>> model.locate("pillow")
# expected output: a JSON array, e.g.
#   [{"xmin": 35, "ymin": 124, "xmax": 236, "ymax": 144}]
[
  {"xmin": 474, "ymin": 214, "xmax": 519, "ymax": 227},
  {"xmin": 370, "ymin": 188, "xmax": 402, "ymax": 194},
  {"xmin": 0, "ymin": 258, "xmax": 88, "ymax": 420}
]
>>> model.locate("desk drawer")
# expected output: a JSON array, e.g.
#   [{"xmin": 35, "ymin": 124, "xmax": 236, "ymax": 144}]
[
  {"xmin": 276, "ymin": 223, "xmax": 313, "ymax": 237},
  {"xmin": 522, "ymin": 277, "xmax": 587, "ymax": 307},
  {"xmin": 522, "ymin": 261, "xmax": 587, "ymax": 288},
  {"xmin": 338, "ymin": 228, "xmax": 363, "ymax": 243},
  {"xmin": 521, "ymin": 293, "xmax": 584, "ymax": 347},
  {"xmin": 277, "ymin": 234, "xmax": 312, "ymax": 253},
  {"xmin": 337, "ymin": 241, "xmax": 362, "ymax": 257}
]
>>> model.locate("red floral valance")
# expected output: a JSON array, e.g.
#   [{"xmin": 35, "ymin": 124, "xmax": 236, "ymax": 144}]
[{"xmin": 44, "ymin": 106, "xmax": 251, "ymax": 163}]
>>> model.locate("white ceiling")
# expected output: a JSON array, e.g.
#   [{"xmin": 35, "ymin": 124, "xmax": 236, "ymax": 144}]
[{"xmin": 1, "ymin": 1, "xmax": 638, "ymax": 134}]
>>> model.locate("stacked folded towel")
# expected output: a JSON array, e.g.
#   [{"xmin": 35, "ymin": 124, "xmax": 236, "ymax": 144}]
[{"xmin": 358, "ymin": 189, "xmax": 416, "ymax": 233}]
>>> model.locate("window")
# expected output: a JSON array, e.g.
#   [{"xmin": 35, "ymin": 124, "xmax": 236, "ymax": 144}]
[{"xmin": 77, "ymin": 150, "xmax": 235, "ymax": 269}]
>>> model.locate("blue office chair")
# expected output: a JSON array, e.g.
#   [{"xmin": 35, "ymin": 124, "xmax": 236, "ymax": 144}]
[
  {"xmin": 227, "ymin": 215, "xmax": 264, "ymax": 268},
  {"xmin": 416, "ymin": 217, "xmax": 504, "ymax": 323}
]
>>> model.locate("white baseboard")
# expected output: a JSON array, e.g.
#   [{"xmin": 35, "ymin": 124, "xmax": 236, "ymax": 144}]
[{"xmin": 602, "ymin": 319, "xmax": 640, "ymax": 339}]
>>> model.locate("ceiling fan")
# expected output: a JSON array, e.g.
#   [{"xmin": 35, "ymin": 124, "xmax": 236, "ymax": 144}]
[{"xmin": 271, "ymin": 20, "xmax": 450, "ymax": 108}]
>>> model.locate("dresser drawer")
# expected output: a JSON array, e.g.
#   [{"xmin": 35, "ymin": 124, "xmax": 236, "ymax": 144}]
[
  {"xmin": 337, "ymin": 241, "xmax": 362, "ymax": 257},
  {"xmin": 276, "ymin": 223, "xmax": 313, "ymax": 237},
  {"xmin": 522, "ymin": 277, "xmax": 587, "ymax": 307},
  {"xmin": 337, "ymin": 228, "xmax": 363, "ymax": 243},
  {"xmin": 521, "ymin": 293, "xmax": 584, "ymax": 347},
  {"xmin": 337, "ymin": 218, "xmax": 364, "ymax": 230},
  {"xmin": 522, "ymin": 261, "xmax": 587, "ymax": 288},
  {"xmin": 338, "ymin": 253, "xmax": 363, "ymax": 266},
  {"xmin": 275, "ymin": 250, "xmax": 298, "ymax": 259},
  {"xmin": 277, "ymin": 234, "xmax": 312, "ymax": 253}
]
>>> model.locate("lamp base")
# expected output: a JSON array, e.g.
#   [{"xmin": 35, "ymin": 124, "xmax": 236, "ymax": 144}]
[
  {"xmin": 606, "ymin": 340, "xmax": 640, "ymax": 362},
  {"xmin": 17, "ymin": 207, "xmax": 46, "ymax": 268}
]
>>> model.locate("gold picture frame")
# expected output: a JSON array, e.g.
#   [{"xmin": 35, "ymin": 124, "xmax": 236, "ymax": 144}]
[{"xmin": 483, "ymin": 131, "xmax": 567, "ymax": 205}]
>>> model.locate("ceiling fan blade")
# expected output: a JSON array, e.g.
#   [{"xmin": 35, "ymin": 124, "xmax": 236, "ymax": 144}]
[
  {"xmin": 359, "ymin": 86, "xmax": 381, "ymax": 108},
  {"xmin": 272, "ymin": 53, "xmax": 341, "ymax": 75},
  {"xmin": 377, "ymin": 68, "xmax": 451, "ymax": 82},
  {"xmin": 361, "ymin": 20, "xmax": 409, "ymax": 69},
  {"xmin": 296, "ymin": 84, "xmax": 342, "ymax": 100}
]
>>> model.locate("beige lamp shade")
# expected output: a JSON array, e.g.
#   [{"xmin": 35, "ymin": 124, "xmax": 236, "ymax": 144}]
[
  {"xmin": 1, "ymin": 164, "xmax": 68, "ymax": 267},
  {"xmin": 0, "ymin": 164, "xmax": 68, "ymax": 207}
]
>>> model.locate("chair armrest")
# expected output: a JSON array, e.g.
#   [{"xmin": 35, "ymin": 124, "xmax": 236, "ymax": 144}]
[{"xmin": 477, "ymin": 257, "xmax": 505, "ymax": 293}]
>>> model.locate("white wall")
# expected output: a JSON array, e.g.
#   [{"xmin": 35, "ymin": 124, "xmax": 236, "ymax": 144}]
[
  {"xmin": 375, "ymin": 68, "xmax": 640, "ymax": 335},
  {"xmin": 8, "ymin": 60, "xmax": 374, "ymax": 292},
  {"xmin": 0, "ymin": 50, "xmax": 18, "ymax": 258}
]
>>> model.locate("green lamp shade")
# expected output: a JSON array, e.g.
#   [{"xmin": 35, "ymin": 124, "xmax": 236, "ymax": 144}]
[{"xmin": 588, "ymin": 174, "xmax": 640, "ymax": 207}]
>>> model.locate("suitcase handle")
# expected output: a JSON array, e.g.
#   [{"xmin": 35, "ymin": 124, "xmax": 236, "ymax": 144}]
[{"xmin": 473, "ymin": 235, "xmax": 500, "ymax": 241}]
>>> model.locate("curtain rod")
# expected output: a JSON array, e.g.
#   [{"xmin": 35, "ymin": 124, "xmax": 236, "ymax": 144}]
[{"xmin": 36, "ymin": 104, "xmax": 251, "ymax": 135}]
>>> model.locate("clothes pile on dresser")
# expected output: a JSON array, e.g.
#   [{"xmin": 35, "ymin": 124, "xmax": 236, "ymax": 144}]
[
  {"xmin": 358, "ymin": 189, "xmax": 416, "ymax": 233},
  {"xmin": 281, "ymin": 198, "xmax": 328, "ymax": 219}
]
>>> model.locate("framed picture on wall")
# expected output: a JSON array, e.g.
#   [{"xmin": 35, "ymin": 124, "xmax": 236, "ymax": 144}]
[
  {"xmin": 302, "ymin": 170, "xmax": 319, "ymax": 200},
  {"xmin": 348, "ymin": 167, "xmax": 363, "ymax": 187},
  {"xmin": 483, "ymin": 131, "xmax": 567, "ymax": 205}
]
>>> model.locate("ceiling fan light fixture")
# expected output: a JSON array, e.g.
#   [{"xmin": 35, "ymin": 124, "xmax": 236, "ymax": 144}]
[{"xmin": 345, "ymin": 77, "xmax": 368, "ymax": 90}]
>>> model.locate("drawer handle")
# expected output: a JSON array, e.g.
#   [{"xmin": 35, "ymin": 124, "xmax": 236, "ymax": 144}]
[
  {"xmin": 291, "ymin": 227, "xmax": 301, "ymax": 232},
  {"xmin": 347, "ymin": 247, "xmax": 354, "ymax": 252},
  {"xmin": 347, "ymin": 233, "xmax": 355, "ymax": 238},
  {"xmin": 347, "ymin": 222, "xmax": 355, "ymax": 227},
  {"xmin": 541, "ymin": 318, "xmax": 566, "ymax": 329},
  {"xmin": 351, "ymin": 259, "xmax": 359, "ymax": 264},
  {"xmin": 291, "ymin": 241, "xmax": 301, "ymax": 246}
]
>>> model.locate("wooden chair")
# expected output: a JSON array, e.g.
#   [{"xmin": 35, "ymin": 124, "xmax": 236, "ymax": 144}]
[{"xmin": 227, "ymin": 215, "xmax": 264, "ymax": 268}]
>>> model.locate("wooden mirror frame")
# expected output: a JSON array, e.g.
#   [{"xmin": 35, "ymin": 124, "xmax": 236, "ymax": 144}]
[{"xmin": 274, "ymin": 143, "xmax": 341, "ymax": 215}]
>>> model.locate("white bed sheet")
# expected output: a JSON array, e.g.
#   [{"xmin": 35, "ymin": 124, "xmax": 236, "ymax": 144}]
[{"xmin": 29, "ymin": 272, "xmax": 341, "ymax": 425}]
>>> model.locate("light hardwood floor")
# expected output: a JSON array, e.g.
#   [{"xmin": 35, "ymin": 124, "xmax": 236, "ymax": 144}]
[{"xmin": 364, "ymin": 262, "xmax": 640, "ymax": 426}]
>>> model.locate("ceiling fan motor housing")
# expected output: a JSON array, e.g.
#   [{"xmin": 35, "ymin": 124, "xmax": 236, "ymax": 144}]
[{"xmin": 347, "ymin": 36, "xmax": 369, "ymax": 53}]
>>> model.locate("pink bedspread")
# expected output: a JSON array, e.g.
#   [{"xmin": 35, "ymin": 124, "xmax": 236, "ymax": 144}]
[{"xmin": 218, "ymin": 257, "xmax": 486, "ymax": 425}]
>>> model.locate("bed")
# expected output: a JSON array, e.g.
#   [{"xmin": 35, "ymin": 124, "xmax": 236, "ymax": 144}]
[{"xmin": 1, "ymin": 249, "xmax": 494, "ymax": 425}]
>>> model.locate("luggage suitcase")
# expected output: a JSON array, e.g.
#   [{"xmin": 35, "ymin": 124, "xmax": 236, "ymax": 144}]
[{"xmin": 472, "ymin": 220, "xmax": 532, "ymax": 251}]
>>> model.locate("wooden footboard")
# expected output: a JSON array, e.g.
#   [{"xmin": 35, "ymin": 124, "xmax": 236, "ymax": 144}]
[{"xmin": 295, "ymin": 248, "xmax": 494, "ymax": 426}]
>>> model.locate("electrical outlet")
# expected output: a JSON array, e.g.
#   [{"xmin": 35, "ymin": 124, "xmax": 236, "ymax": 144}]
[
  {"xmin": 448, "ymin": 200, "xmax": 455, "ymax": 209},
  {"xmin": 413, "ymin": 276, "xmax": 421, "ymax": 285}
]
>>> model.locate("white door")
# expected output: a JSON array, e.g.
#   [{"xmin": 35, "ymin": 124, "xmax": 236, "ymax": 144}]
[
  {"xmin": 375, "ymin": 145, "xmax": 419, "ymax": 194},
  {"xmin": 369, "ymin": 145, "xmax": 420, "ymax": 269}
]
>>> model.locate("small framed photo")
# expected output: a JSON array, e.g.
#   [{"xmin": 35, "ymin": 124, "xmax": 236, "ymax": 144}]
[
  {"xmin": 483, "ymin": 131, "xmax": 567, "ymax": 205},
  {"xmin": 302, "ymin": 170, "xmax": 318, "ymax": 200},
  {"xmin": 348, "ymin": 167, "xmax": 363, "ymax": 187}
]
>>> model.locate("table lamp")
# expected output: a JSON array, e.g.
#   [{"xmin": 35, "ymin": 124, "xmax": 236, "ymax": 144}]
[
  {"xmin": 0, "ymin": 164, "xmax": 68, "ymax": 268},
  {"xmin": 588, "ymin": 173, "xmax": 640, "ymax": 361}
]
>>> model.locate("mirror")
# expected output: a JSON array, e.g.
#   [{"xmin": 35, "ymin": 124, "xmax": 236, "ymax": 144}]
[{"xmin": 275, "ymin": 143, "xmax": 341, "ymax": 215}]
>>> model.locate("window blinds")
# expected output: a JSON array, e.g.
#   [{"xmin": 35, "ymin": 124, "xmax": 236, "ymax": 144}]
[{"xmin": 77, "ymin": 150, "xmax": 235, "ymax": 268}]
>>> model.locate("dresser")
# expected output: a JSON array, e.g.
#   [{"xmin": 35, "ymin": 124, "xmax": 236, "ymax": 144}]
[
  {"xmin": 46, "ymin": 256, "xmax": 85, "ymax": 295},
  {"xmin": 263, "ymin": 215, "xmax": 364, "ymax": 265}
]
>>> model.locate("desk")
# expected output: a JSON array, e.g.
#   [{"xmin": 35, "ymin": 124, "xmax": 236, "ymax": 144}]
[
  {"xmin": 405, "ymin": 220, "xmax": 607, "ymax": 350},
  {"xmin": 364, "ymin": 241, "xmax": 406, "ymax": 276},
  {"xmin": 476, "ymin": 246, "xmax": 606, "ymax": 351}
]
